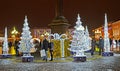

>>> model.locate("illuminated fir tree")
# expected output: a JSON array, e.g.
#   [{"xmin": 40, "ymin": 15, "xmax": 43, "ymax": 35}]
[
  {"xmin": 18, "ymin": 16, "xmax": 33, "ymax": 56},
  {"xmin": 69, "ymin": 14, "xmax": 91, "ymax": 57},
  {"xmin": 85, "ymin": 26, "xmax": 91, "ymax": 48},
  {"xmin": 104, "ymin": 13, "xmax": 110, "ymax": 52},
  {"xmin": 2, "ymin": 27, "xmax": 9, "ymax": 54}
]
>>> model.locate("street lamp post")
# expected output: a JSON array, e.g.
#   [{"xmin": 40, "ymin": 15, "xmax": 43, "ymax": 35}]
[
  {"xmin": 11, "ymin": 27, "xmax": 18, "ymax": 42},
  {"xmin": 11, "ymin": 27, "xmax": 18, "ymax": 55}
]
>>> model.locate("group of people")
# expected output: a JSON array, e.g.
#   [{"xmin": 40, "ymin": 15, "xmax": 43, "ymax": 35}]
[
  {"xmin": 6, "ymin": 37, "xmax": 54, "ymax": 62},
  {"xmin": 91, "ymin": 36, "xmax": 105, "ymax": 55},
  {"xmin": 34, "ymin": 37, "xmax": 54, "ymax": 62},
  {"xmin": 91, "ymin": 36, "xmax": 120, "ymax": 55}
]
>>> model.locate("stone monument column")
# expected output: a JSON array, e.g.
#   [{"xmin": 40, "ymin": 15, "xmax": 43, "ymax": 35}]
[{"xmin": 48, "ymin": 0, "xmax": 70, "ymax": 34}]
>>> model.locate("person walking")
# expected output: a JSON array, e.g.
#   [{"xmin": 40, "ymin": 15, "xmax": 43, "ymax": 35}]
[
  {"xmin": 91, "ymin": 37, "xmax": 96, "ymax": 55},
  {"xmin": 98, "ymin": 36, "xmax": 104, "ymax": 55},
  {"xmin": 14, "ymin": 40, "xmax": 20, "ymax": 56},
  {"xmin": 42, "ymin": 37, "xmax": 49, "ymax": 62}
]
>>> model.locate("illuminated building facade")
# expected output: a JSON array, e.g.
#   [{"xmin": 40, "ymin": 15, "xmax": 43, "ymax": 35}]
[
  {"xmin": 31, "ymin": 28, "xmax": 51, "ymax": 38},
  {"xmin": 94, "ymin": 20, "xmax": 120, "ymax": 40},
  {"xmin": 112, "ymin": 20, "xmax": 120, "ymax": 40},
  {"xmin": 93, "ymin": 23, "xmax": 113, "ymax": 39},
  {"xmin": 31, "ymin": 28, "xmax": 74, "ymax": 39}
]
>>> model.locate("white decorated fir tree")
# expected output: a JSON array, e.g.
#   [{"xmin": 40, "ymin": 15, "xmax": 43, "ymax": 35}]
[
  {"xmin": 2, "ymin": 27, "xmax": 9, "ymax": 54},
  {"xmin": 18, "ymin": 16, "xmax": 33, "ymax": 56},
  {"xmin": 85, "ymin": 26, "xmax": 91, "ymax": 48},
  {"xmin": 69, "ymin": 14, "xmax": 91, "ymax": 57},
  {"xmin": 104, "ymin": 13, "xmax": 110, "ymax": 52}
]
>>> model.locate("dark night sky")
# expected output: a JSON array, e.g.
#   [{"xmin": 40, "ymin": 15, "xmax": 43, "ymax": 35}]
[{"xmin": 0, "ymin": 0, "xmax": 120, "ymax": 34}]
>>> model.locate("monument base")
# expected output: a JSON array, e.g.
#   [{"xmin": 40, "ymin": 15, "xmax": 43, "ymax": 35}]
[
  {"xmin": 0, "ymin": 54, "xmax": 12, "ymax": 58},
  {"xmin": 102, "ymin": 52, "xmax": 114, "ymax": 56},
  {"xmin": 22, "ymin": 56, "xmax": 34, "ymax": 62},
  {"xmin": 73, "ymin": 56, "xmax": 86, "ymax": 62}
]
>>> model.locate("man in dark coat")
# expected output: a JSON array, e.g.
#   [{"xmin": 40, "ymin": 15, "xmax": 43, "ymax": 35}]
[
  {"xmin": 42, "ymin": 38, "xmax": 49, "ymax": 62},
  {"xmin": 91, "ymin": 37, "xmax": 96, "ymax": 55},
  {"xmin": 98, "ymin": 36, "xmax": 104, "ymax": 55},
  {"xmin": 15, "ymin": 40, "xmax": 20, "ymax": 56}
]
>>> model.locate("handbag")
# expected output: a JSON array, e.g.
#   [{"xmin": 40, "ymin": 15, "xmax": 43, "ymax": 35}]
[{"xmin": 40, "ymin": 49, "xmax": 46, "ymax": 57}]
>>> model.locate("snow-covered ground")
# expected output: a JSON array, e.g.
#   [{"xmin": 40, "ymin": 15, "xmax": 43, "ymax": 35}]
[{"xmin": 0, "ymin": 54, "xmax": 120, "ymax": 71}]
